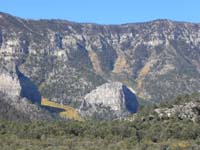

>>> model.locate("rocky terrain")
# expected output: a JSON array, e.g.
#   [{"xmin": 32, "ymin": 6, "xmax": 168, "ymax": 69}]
[
  {"xmin": 0, "ymin": 12, "xmax": 200, "ymax": 120},
  {"xmin": 0, "ymin": 91, "xmax": 53, "ymax": 122},
  {"xmin": 154, "ymin": 102, "xmax": 200, "ymax": 122}
]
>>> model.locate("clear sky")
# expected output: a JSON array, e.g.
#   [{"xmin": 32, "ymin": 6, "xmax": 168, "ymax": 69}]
[{"xmin": 0, "ymin": 0, "xmax": 200, "ymax": 24}]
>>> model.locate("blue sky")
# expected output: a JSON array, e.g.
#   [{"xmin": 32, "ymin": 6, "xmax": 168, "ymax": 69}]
[{"xmin": 0, "ymin": 0, "xmax": 199, "ymax": 24}]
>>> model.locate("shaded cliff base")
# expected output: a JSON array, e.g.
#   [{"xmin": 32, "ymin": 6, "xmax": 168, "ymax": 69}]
[{"xmin": 0, "ymin": 92, "xmax": 53, "ymax": 122}]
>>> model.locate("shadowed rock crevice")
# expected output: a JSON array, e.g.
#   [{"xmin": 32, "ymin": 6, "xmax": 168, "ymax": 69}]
[
  {"xmin": 55, "ymin": 33, "xmax": 63, "ymax": 49},
  {"xmin": 0, "ymin": 31, "xmax": 2, "ymax": 48},
  {"xmin": 16, "ymin": 66, "xmax": 41, "ymax": 104},
  {"xmin": 122, "ymin": 85, "xmax": 139, "ymax": 113}
]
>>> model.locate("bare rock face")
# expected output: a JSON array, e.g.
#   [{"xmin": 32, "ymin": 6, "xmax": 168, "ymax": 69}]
[
  {"xmin": 0, "ymin": 70, "xmax": 21, "ymax": 97},
  {"xmin": 80, "ymin": 82, "xmax": 139, "ymax": 120},
  {"xmin": 0, "ymin": 73, "xmax": 21, "ymax": 96}
]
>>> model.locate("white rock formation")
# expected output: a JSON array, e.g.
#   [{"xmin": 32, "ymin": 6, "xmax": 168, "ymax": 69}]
[
  {"xmin": 0, "ymin": 73, "xmax": 21, "ymax": 96},
  {"xmin": 80, "ymin": 82, "xmax": 139, "ymax": 119}
]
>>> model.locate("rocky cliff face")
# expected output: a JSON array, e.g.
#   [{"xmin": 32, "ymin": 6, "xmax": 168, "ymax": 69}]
[
  {"xmin": 0, "ymin": 72, "xmax": 21, "ymax": 97},
  {"xmin": 0, "ymin": 12, "xmax": 200, "ymax": 119},
  {"xmin": 80, "ymin": 82, "xmax": 138, "ymax": 119}
]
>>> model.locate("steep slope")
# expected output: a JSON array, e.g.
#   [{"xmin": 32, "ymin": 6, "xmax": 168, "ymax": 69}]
[
  {"xmin": 0, "ymin": 91, "xmax": 53, "ymax": 122},
  {"xmin": 0, "ymin": 12, "xmax": 200, "ymax": 117}
]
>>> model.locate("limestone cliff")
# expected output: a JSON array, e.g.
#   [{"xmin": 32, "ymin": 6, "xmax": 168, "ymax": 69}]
[
  {"xmin": 79, "ymin": 82, "xmax": 139, "ymax": 120},
  {"xmin": 0, "ymin": 72, "xmax": 21, "ymax": 97},
  {"xmin": 1, "ymin": 12, "xmax": 200, "ymax": 120},
  {"xmin": 1, "ymin": 13, "xmax": 200, "ymax": 104}
]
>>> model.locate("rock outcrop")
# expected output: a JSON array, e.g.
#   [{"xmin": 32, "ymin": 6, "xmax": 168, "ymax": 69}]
[
  {"xmin": 0, "ymin": 72, "xmax": 21, "ymax": 97},
  {"xmin": 79, "ymin": 82, "xmax": 139, "ymax": 120},
  {"xmin": 155, "ymin": 102, "xmax": 200, "ymax": 122}
]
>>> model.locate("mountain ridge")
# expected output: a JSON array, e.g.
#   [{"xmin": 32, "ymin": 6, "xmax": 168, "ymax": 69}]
[
  {"xmin": 0, "ymin": 12, "xmax": 200, "ymax": 120},
  {"xmin": 1, "ymin": 12, "xmax": 200, "ymax": 26}
]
